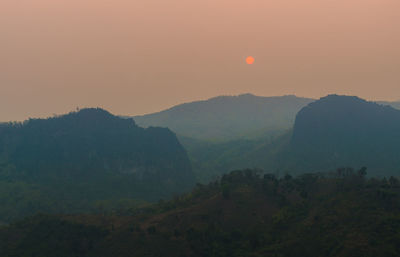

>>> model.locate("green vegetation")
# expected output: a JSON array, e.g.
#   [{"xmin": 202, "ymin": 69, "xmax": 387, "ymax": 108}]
[
  {"xmin": 0, "ymin": 108, "xmax": 195, "ymax": 223},
  {"xmin": 1, "ymin": 168, "xmax": 400, "ymax": 257},
  {"xmin": 181, "ymin": 131, "xmax": 291, "ymax": 183},
  {"xmin": 2, "ymin": 95, "xmax": 400, "ymax": 256}
]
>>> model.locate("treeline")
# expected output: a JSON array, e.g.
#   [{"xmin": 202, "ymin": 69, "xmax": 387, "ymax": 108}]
[{"xmin": 1, "ymin": 168, "xmax": 400, "ymax": 257}]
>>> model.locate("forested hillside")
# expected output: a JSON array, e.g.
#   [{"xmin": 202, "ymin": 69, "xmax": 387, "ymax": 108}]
[
  {"xmin": 0, "ymin": 108, "xmax": 195, "ymax": 222},
  {"xmin": 185, "ymin": 95, "xmax": 400, "ymax": 182},
  {"xmin": 181, "ymin": 131, "xmax": 291, "ymax": 183},
  {"xmin": 289, "ymin": 95, "xmax": 400, "ymax": 175},
  {"xmin": 1, "ymin": 169, "xmax": 400, "ymax": 257}
]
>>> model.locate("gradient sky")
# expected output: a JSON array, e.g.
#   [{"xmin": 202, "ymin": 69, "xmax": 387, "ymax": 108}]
[{"xmin": 1, "ymin": 0, "xmax": 399, "ymax": 121}]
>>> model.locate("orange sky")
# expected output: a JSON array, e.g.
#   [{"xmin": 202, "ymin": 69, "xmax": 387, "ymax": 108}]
[{"xmin": 1, "ymin": 0, "xmax": 399, "ymax": 121}]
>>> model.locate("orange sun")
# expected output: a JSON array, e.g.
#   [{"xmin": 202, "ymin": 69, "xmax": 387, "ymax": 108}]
[{"xmin": 246, "ymin": 56, "xmax": 255, "ymax": 65}]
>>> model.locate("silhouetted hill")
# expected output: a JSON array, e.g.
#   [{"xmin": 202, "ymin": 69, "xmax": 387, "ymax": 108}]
[
  {"xmin": 290, "ymin": 95, "xmax": 400, "ymax": 175},
  {"xmin": 133, "ymin": 94, "xmax": 314, "ymax": 141},
  {"xmin": 1, "ymin": 169, "xmax": 400, "ymax": 257},
  {"xmin": 0, "ymin": 108, "xmax": 195, "ymax": 222}
]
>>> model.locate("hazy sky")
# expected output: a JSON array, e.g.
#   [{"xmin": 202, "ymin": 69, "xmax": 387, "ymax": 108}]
[{"xmin": 1, "ymin": 0, "xmax": 399, "ymax": 121}]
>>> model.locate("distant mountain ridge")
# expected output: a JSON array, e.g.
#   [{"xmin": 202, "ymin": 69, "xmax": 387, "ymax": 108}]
[
  {"xmin": 377, "ymin": 100, "xmax": 400, "ymax": 110},
  {"xmin": 133, "ymin": 94, "xmax": 315, "ymax": 141}
]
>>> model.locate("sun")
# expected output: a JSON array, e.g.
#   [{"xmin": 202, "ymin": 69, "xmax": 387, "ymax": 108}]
[{"xmin": 246, "ymin": 56, "xmax": 255, "ymax": 65}]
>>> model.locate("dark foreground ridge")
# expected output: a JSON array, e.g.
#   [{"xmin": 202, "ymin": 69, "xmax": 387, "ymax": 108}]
[{"xmin": 1, "ymin": 169, "xmax": 399, "ymax": 257}]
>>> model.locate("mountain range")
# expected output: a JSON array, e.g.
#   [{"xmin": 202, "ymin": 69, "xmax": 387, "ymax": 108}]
[
  {"xmin": 0, "ymin": 94, "xmax": 399, "ymax": 222},
  {"xmin": 133, "ymin": 94, "xmax": 400, "ymax": 143},
  {"xmin": 133, "ymin": 94, "xmax": 314, "ymax": 141},
  {"xmin": 174, "ymin": 95, "xmax": 400, "ymax": 181}
]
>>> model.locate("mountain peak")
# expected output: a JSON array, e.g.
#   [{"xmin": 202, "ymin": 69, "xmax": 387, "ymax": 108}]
[
  {"xmin": 290, "ymin": 95, "xmax": 400, "ymax": 174},
  {"xmin": 64, "ymin": 108, "xmax": 116, "ymax": 121}
]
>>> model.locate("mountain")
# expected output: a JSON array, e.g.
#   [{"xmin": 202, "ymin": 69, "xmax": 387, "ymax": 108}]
[
  {"xmin": 377, "ymin": 100, "xmax": 400, "ymax": 110},
  {"xmin": 181, "ymin": 131, "xmax": 291, "ymax": 183},
  {"xmin": 173, "ymin": 95, "xmax": 400, "ymax": 183},
  {"xmin": 0, "ymin": 108, "xmax": 195, "ymax": 222},
  {"xmin": 133, "ymin": 94, "xmax": 314, "ymax": 141},
  {"xmin": 1, "ymin": 169, "xmax": 400, "ymax": 257},
  {"xmin": 390, "ymin": 101, "xmax": 400, "ymax": 110},
  {"xmin": 289, "ymin": 95, "xmax": 400, "ymax": 175}
]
